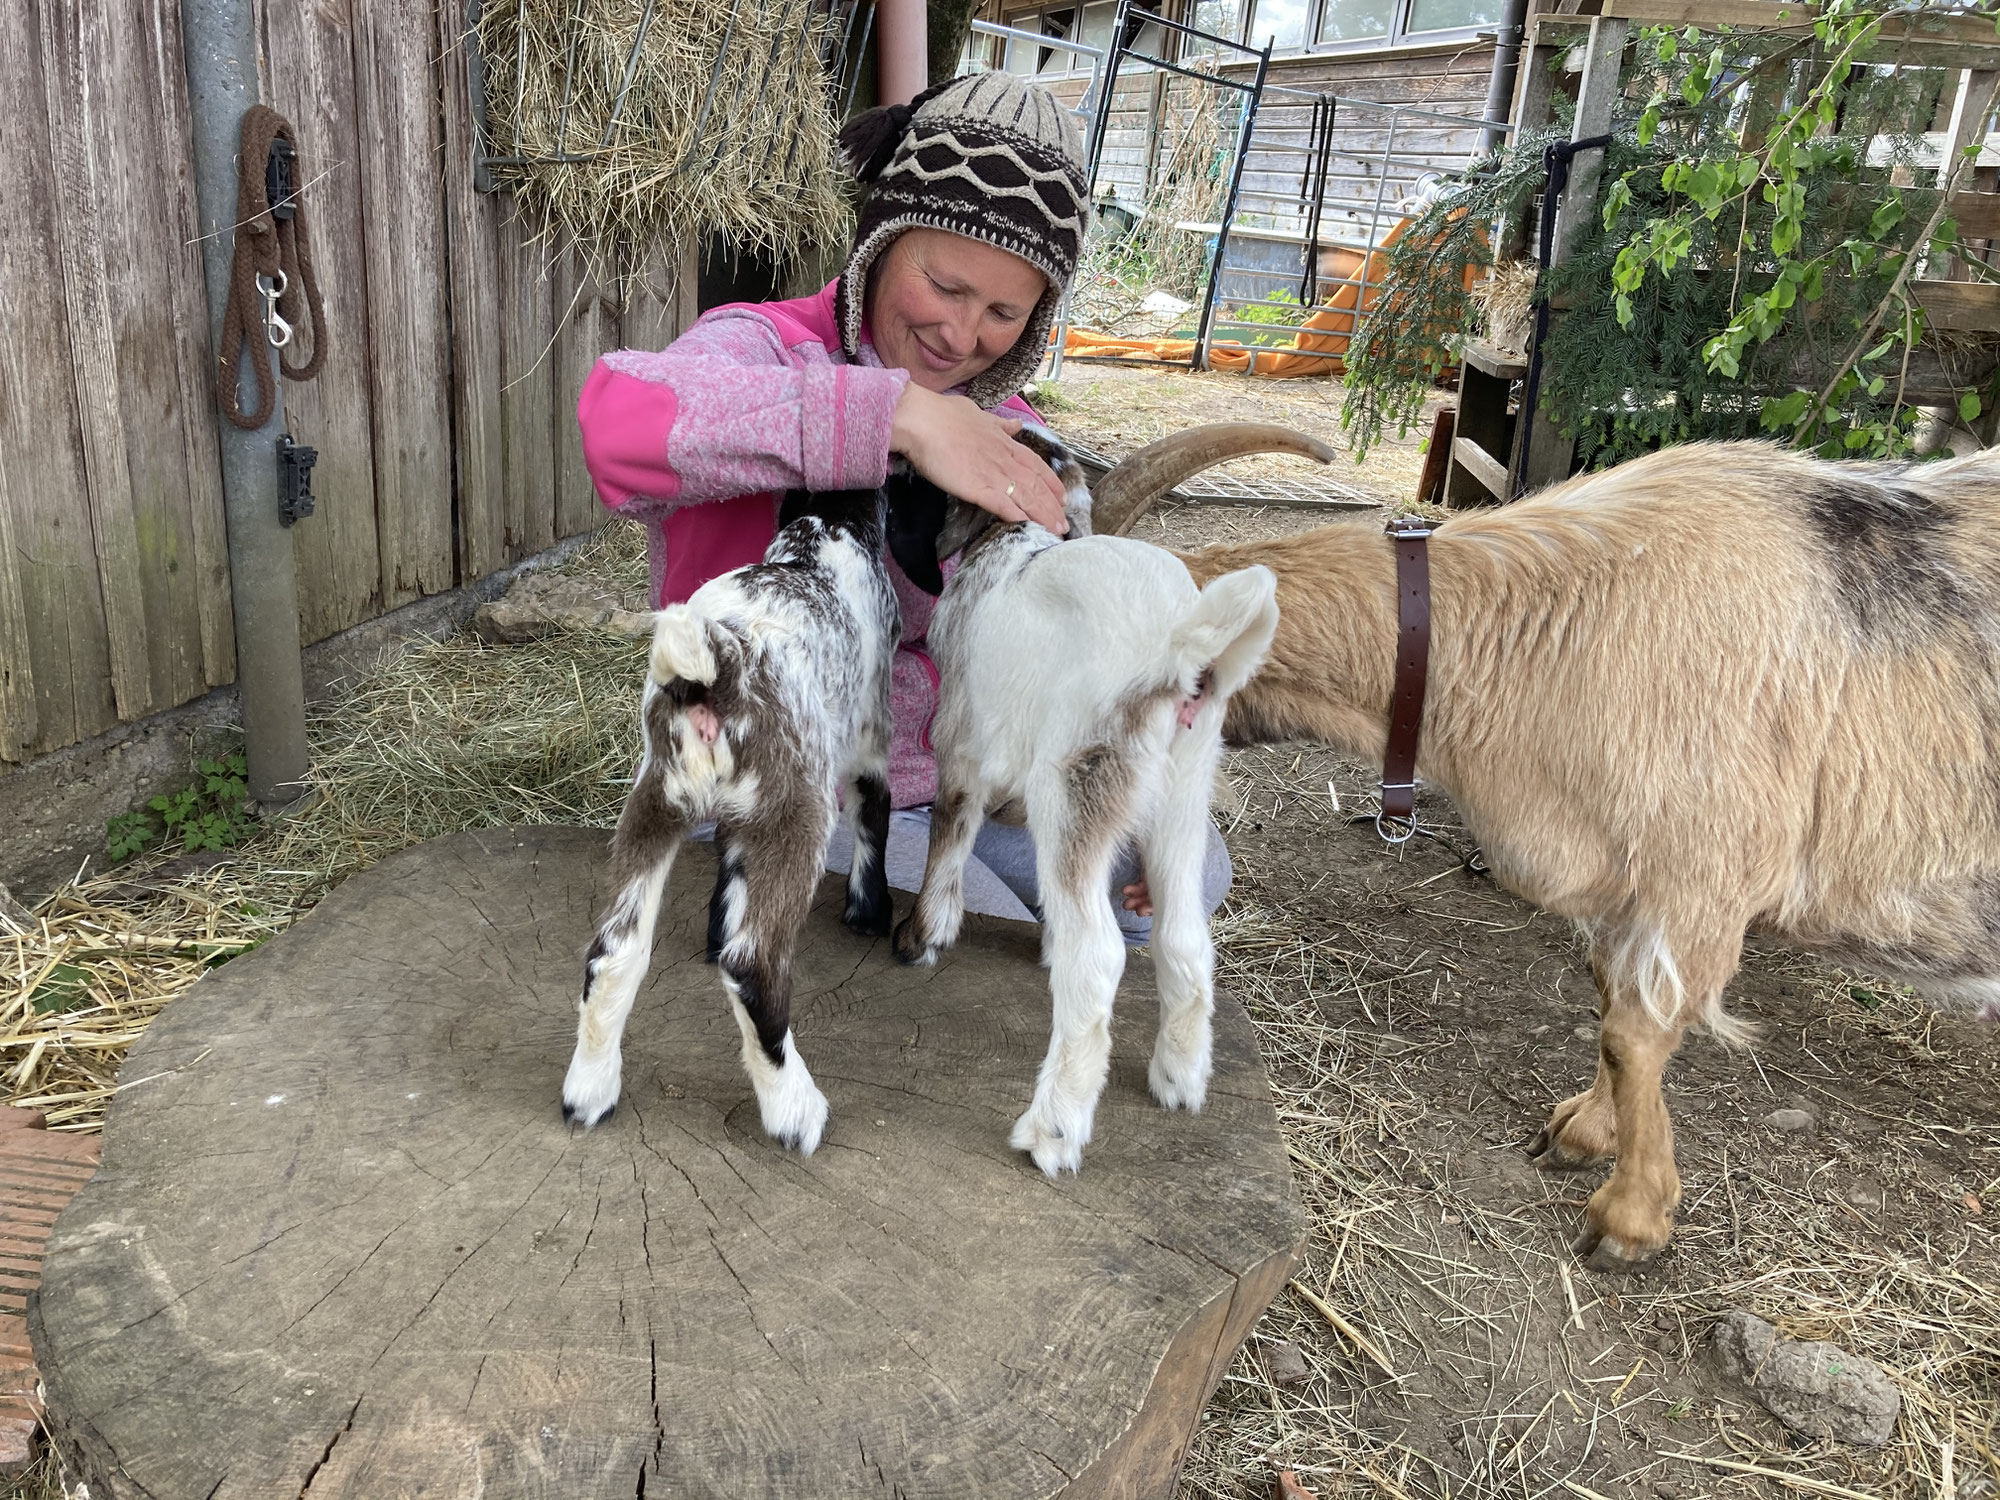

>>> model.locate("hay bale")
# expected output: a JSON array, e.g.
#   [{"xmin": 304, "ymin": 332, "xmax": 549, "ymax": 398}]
[
  {"xmin": 475, "ymin": 0, "xmax": 853, "ymax": 268},
  {"xmin": 1468, "ymin": 260, "xmax": 1538, "ymax": 359}
]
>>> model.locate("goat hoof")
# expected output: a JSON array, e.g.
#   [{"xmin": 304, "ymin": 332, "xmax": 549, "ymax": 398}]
[
  {"xmin": 843, "ymin": 898, "xmax": 894, "ymax": 939},
  {"xmin": 756, "ymin": 1074, "xmax": 830, "ymax": 1157},
  {"xmin": 1530, "ymin": 1090, "xmax": 1616, "ymax": 1169},
  {"xmin": 1011, "ymin": 1104, "xmax": 1089, "ymax": 1178},
  {"xmin": 1147, "ymin": 1051, "xmax": 1210, "ymax": 1112},
  {"xmin": 562, "ymin": 1049, "xmax": 623, "ymax": 1128},
  {"xmin": 891, "ymin": 918, "xmax": 937, "ymax": 967},
  {"xmin": 1575, "ymin": 1227, "xmax": 1658, "ymax": 1272}
]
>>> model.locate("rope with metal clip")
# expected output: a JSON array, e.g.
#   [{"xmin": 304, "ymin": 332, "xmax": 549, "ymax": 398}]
[{"xmin": 218, "ymin": 106, "xmax": 326, "ymax": 429}]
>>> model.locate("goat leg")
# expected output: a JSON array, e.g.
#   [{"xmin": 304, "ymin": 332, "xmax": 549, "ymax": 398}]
[
  {"xmin": 1140, "ymin": 741, "xmax": 1220, "ymax": 1113},
  {"xmin": 894, "ymin": 779, "xmax": 982, "ymax": 965},
  {"xmin": 1010, "ymin": 759, "xmax": 1134, "ymax": 1177},
  {"xmin": 1572, "ymin": 985, "xmax": 1690, "ymax": 1269},
  {"xmin": 714, "ymin": 809, "xmax": 833, "ymax": 1155},
  {"xmin": 841, "ymin": 723, "xmax": 895, "ymax": 937},
  {"xmin": 565, "ymin": 776, "xmax": 686, "ymax": 1128}
]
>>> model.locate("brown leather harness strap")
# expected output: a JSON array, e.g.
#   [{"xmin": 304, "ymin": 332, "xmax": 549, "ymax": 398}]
[{"xmin": 1377, "ymin": 515, "xmax": 1433, "ymax": 842}]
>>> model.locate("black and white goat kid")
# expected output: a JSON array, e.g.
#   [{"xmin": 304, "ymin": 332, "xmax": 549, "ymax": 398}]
[{"xmin": 561, "ymin": 488, "xmax": 899, "ymax": 1153}]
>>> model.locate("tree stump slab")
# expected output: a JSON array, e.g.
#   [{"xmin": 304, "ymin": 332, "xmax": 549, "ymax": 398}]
[{"xmin": 34, "ymin": 827, "xmax": 1302, "ymax": 1500}]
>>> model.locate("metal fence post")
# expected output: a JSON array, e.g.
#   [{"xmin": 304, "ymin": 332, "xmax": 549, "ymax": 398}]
[{"xmin": 182, "ymin": 0, "xmax": 310, "ymax": 806}]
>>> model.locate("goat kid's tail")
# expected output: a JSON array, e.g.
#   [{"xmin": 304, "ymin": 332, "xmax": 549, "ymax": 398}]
[
  {"xmin": 649, "ymin": 606, "xmax": 718, "ymax": 688},
  {"xmin": 1169, "ymin": 565, "xmax": 1279, "ymax": 701}
]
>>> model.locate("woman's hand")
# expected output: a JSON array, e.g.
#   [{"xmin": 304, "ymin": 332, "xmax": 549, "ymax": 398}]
[{"xmin": 890, "ymin": 385, "xmax": 1068, "ymax": 534}]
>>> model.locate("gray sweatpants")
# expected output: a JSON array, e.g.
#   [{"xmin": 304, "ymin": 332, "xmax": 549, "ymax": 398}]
[
  {"xmin": 817, "ymin": 807, "xmax": 1234, "ymax": 946},
  {"xmin": 693, "ymin": 810, "xmax": 1232, "ymax": 944}
]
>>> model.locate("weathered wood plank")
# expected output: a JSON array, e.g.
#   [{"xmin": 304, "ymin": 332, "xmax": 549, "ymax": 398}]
[
  {"xmin": 0, "ymin": 442, "xmax": 40, "ymax": 761},
  {"xmin": 618, "ymin": 238, "xmax": 697, "ymax": 353},
  {"xmin": 1949, "ymin": 189, "xmax": 2000, "ymax": 242},
  {"xmin": 147, "ymin": 0, "xmax": 233, "ymax": 692},
  {"xmin": 436, "ymin": 0, "xmax": 508, "ymax": 584},
  {"xmin": 57, "ymin": 0, "xmax": 234, "ymax": 715},
  {"xmin": 1591, "ymin": 0, "xmax": 1811, "ymax": 26},
  {"xmin": 0, "ymin": 1, "xmax": 116, "ymax": 757},
  {"xmin": 351, "ymin": 0, "xmax": 455, "ymax": 606},
  {"xmin": 552, "ymin": 239, "xmax": 618, "ymax": 542},
  {"xmin": 263, "ymin": 0, "xmax": 387, "ymax": 644},
  {"xmin": 499, "ymin": 212, "xmax": 558, "ymax": 560},
  {"xmin": 1913, "ymin": 278, "xmax": 2000, "ymax": 333},
  {"xmin": 39, "ymin": 0, "xmax": 156, "ymax": 722}
]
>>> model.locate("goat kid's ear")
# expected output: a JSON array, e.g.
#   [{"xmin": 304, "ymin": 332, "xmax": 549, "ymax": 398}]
[{"xmin": 884, "ymin": 474, "xmax": 951, "ymax": 594}]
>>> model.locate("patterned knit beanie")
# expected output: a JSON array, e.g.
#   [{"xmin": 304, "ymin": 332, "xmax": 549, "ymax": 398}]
[{"xmin": 834, "ymin": 72, "xmax": 1090, "ymax": 408}]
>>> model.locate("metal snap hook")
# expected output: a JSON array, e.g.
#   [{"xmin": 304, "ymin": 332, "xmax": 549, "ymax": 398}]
[{"xmin": 256, "ymin": 270, "xmax": 293, "ymax": 348}]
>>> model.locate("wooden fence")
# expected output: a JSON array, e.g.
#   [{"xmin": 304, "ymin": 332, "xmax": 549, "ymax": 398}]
[{"xmin": 0, "ymin": 0, "xmax": 695, "ymax": 766}]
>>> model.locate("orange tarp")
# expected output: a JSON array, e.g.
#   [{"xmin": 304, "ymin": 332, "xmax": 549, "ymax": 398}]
[{"xmin": 1062, "ymin": 215, "xmax": 1477, "ymax": 379}]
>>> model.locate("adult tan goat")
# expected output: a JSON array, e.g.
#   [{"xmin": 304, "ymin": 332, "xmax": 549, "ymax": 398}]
[{"xmin": 1112, "ymin": 441, "xmax": 2000, "ymax": 1268}]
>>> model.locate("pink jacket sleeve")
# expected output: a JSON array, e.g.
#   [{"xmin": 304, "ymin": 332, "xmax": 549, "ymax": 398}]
[{"xmin": 577, "ymin": 307, "xmax": 912, "ymax": 515}]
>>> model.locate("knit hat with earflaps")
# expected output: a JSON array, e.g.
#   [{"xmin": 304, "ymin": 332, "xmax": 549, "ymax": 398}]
[{"xmin": 835, "ymin": 73, "xmax": 1090, "ymax": 409}]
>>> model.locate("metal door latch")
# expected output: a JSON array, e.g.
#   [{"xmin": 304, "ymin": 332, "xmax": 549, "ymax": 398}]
[{"xmin": 278, "ymin": 433, "xmax": 317, "ymax": 526}]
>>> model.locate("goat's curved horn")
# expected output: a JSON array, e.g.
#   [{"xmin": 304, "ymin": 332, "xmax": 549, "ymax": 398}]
[{"xmin": 1090, "ymin": 423, "xmax": 1338, "ymax": 538}]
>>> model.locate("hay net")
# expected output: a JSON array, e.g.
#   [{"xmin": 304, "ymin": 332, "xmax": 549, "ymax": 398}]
[{"xmin": 476, "ymin": 0, "xmax": 856, "ymax": 269}]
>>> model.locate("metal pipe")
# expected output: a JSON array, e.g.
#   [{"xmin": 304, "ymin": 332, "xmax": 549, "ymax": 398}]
[
  {"xmin": 877, "ymin": 0, "xmax": 927, "ymax": 104},
  {"xmin": 181, "ymin": 0, "xmax": 309, "ymax": 805},
  {"xmin": 1480, "ymin": 0, "xmax": 1530, "ymax": 155}
]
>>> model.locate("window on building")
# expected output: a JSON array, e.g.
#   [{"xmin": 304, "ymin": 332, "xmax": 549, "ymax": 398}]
[
  {"xmin": 1403, "ymin": 0, "xmax": 1503, "ymax": 34},
  {"xmin": 1318, "ymin": 0, "xmax": 1396, "ymax": 43},
  {"xmin": 1248, "ymin": 0, "xmax": 1312, "ymax": 50}
]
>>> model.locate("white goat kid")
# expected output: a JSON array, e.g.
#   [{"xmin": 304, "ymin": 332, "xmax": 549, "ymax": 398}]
[
  {"xmin": 894, "ymin": 427, "xmax": 1283, "ymax": 1176},
  {"xmin": 562, "ymin": 488, "xmax": 899, "ymax": 1153}
]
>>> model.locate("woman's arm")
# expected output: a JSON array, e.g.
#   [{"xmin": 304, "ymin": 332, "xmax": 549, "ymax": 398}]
[
  {"xmin": 580, "ymin": 305, "xmax": 1067, "ymax": 530},
  {"xmin": 578, "ymin": 308, "xmax": 911, "ymax": 513}
]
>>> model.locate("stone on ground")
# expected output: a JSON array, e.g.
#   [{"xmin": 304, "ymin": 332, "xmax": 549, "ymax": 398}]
[{"xmin": 1709, "ymin": 1309, "xmax": 1901, "ymax": 1447}]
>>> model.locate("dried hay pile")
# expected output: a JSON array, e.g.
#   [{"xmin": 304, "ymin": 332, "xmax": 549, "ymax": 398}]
[
  {"xmin": 1468, "ymin": 259, "xmax": 1538, "ymax": 360},
  {"xmin": 474, "ymin": 0, "xmax": 854, "ymax": 268},
  {"xmin": 0, "ymin": 527, "xmax": 650, "ymax": 1133}
]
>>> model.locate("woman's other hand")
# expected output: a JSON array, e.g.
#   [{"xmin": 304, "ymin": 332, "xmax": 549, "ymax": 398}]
[{"xmin": 891, "ymin": 385, "xmax": 1068, "ymax": 534}]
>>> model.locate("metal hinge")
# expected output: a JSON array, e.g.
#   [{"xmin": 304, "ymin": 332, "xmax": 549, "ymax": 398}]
[{"xmin": 278, "ymin": 433, "xmax": 317, "ymax": 526}]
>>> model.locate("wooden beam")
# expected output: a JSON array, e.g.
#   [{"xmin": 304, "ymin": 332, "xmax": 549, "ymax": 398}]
[
  {"xmin": 1912, "ymin": 279, "xmax": 2000, "ymax": 334},
  {"xmin": 1552, "ymin": 16, "xmax": 1629, "ymax": 266},
  {"xmin": 1452, "ymin": 434, "xmax": 1511, "ymax": 500},
  {"xmin": 1947, "ymin": 190, "xmax": 2000, "ymax": 242}
]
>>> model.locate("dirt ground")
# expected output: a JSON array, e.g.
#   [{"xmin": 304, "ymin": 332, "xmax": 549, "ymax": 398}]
[
  {"xmin": 5, "ymin": 365, "xmax": 1996, "ymax": 1499},
  {"xmin": 1032, "ymin": 360, "xmax": 1446, "ymax": 504},
  {"xmin": 1062, "ymin": 364, "xmax": 2000, "ymax": 1500}
]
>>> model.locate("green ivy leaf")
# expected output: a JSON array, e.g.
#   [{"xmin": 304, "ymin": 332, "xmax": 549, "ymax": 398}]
[{"xmin": 1961, "ymin": 391, "xmax": 1984, "ymax": 423}]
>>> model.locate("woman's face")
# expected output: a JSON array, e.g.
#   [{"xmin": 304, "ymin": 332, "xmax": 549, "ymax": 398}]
[{"xmin": 866, "ymin": 229, "xmax": 1047, "ymax": 392}]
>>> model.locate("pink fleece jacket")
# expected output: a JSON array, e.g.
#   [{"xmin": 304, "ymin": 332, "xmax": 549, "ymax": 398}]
[{"xmin": 576, "ymin": 278, "xmax": 1039, "ymax": 810}]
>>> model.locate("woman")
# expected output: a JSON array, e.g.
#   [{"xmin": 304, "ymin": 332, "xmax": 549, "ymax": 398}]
[{"xmin": 577, "ymin": 71, "xmax": 1228, "ymax": 939}]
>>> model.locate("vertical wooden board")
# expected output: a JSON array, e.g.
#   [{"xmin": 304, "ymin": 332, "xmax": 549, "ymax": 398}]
[
  {"xmin": 263, "ymin": 0, "xmax": 387, "ymax": 644},
  {"xmin": 498, "ymin": 213, "xmax": 557, "ymax": 561},
  {"xmin": 617, "ymin": 238, "xmax": 696, "ymax": 352},
  {"xmin": 0, "ymin": 1, "xmax": 117, "ymax": 757},
  {"xmin": 38, "ymin": 0, "xmax": 157, "ymax": 722},
  {"xmin": 551, "ymin": 239, "xmax": 618, "ymax": 542},
  {"xmin": 61, "ymin": 0, "xmax": 236, "ymax": 718},
  {"xmin": 351, "ymin": 0, "xmax": 455, "ymax": 607},
  {"xmin": 148, "ymin": 0, "xmax": 234, "ymax": 690},
  {"xmin": 435, "ymin": 0, "xmax": 508, "ymax": 584},
  {"xmin": 0, "ymin": 437, "xmax": 40, "ymax": 761}
]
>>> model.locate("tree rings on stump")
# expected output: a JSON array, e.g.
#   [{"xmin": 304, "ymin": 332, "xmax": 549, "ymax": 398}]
[{"xmin": 35, "ymin": 827, "xmax": 1302, "ymax": 1498}]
